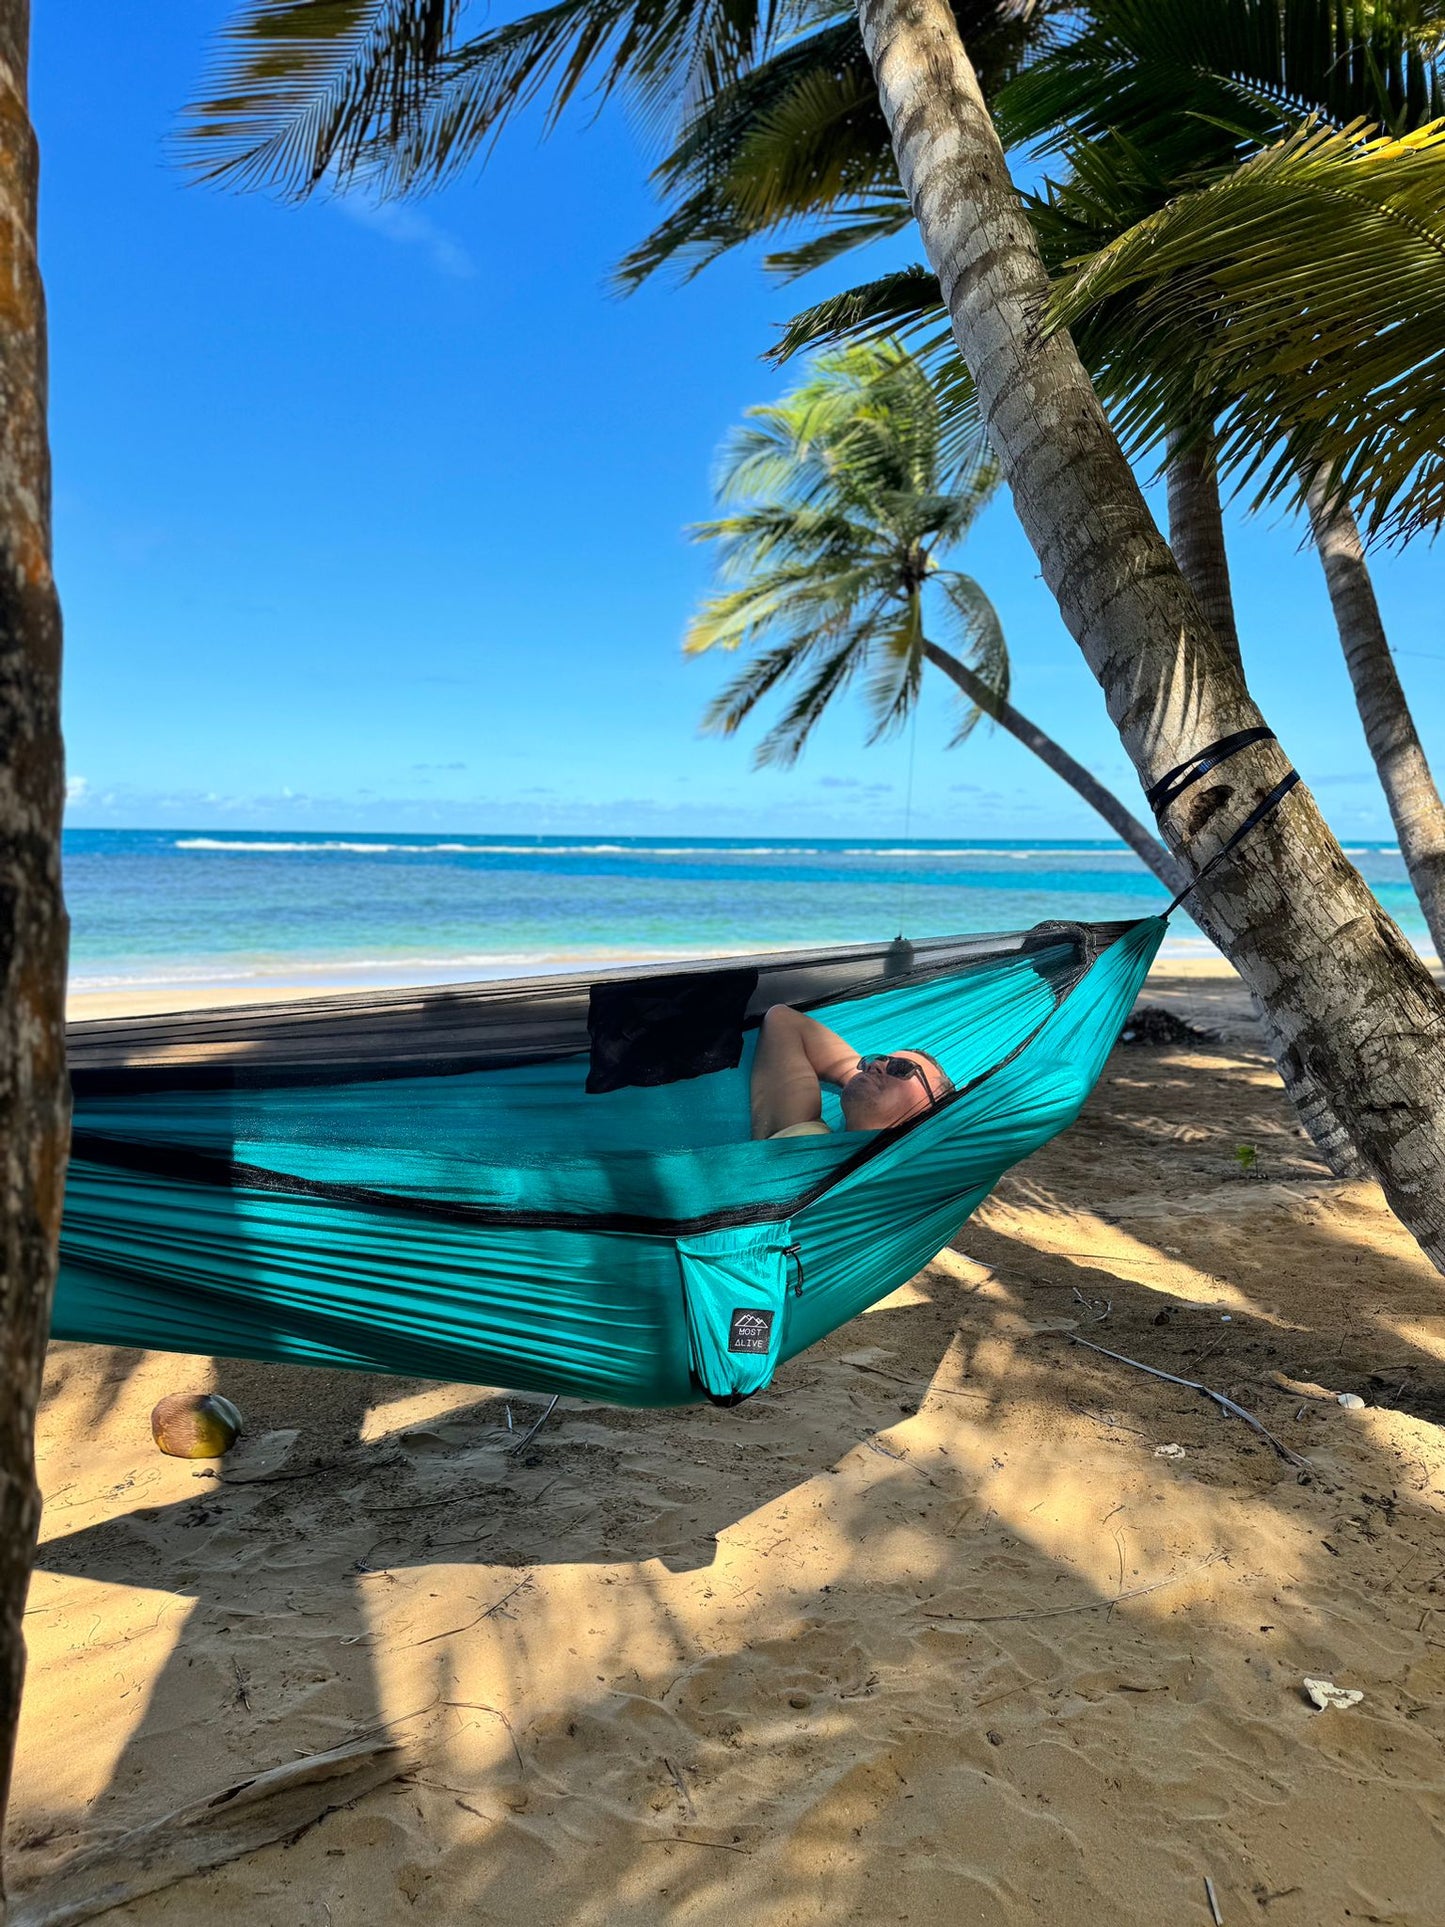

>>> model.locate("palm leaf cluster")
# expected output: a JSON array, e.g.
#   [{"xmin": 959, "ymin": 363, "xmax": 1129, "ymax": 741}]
[
  {"xmin": 1005, "ymin": 0, "xmax": 1445, "ymax": 539},
  {"xmin": 1004, "ymin": 0, "xmax": 1445, "ymax": 160},
  {"xmin": 186, "ymin": 2, "xmax": 1445, "ymax": 536},
  {"xmin": 183, "ymin": 0, "xmax": 463, "ymax": 193},
  {"xmin": 1050, "ymin": 117, "xmax": 1445, "ymax": 541},
  {"xmin": 184, "ymin": 0, "xmax": 796, "ymax": 195},
  {"xmin": 687, "ymin": 342, "xmax": 1005, "ymax": 766},
  {"xmin": 617, "ymin": 1, "xmax": 1057, "ymax": 288},
  {"xmin": 759, "ymin": 0, "xmax": 1445, "ymax": 541}
]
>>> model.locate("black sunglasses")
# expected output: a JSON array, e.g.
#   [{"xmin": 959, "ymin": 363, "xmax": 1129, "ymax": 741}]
[{"xmin": 856, "ymin": 1053, "xmax": 939, "ymax": 1110}]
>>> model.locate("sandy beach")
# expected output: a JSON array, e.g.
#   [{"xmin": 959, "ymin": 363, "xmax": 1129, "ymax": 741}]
[{"xmin": 14, "ymin": 962, "xmax": 1445, "ymax": 1924}]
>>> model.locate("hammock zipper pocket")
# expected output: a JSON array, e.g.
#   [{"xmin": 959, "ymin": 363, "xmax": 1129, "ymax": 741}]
[{"xmin": 676, "ymin": 1221, "xmax": 797, "ymax": 1404}]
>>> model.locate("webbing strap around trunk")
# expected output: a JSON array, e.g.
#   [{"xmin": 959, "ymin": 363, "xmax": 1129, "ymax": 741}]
[{"xmin": 1146, "ymin": 728, "xmax": 1301, "ymax": 918}]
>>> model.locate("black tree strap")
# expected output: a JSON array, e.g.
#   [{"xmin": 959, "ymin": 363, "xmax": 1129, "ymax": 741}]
[
  {"xmin": 1145, "ymin": 726, "xmax": 1301, "ymax": 918},
  {"xmin": 1163, "ymin": 771, "xmax": 1302, "ymax": 918},
  {"xmin": 1145, "ymin": 726, "xmax": 1277, "ymax": 814}
]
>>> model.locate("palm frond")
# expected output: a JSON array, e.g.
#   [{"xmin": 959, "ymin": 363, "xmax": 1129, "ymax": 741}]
[
  {"xmin": 760, "ymin": 204, "xmax": 915, "ymax": 280},
  {"xmin": 374, "ymin": 0, "xmax": 795, "ymax": 193},
  {"xmin": 860, "ymin": 600, "xmax": 925, "ymax": 741},
  {"xmin": 1048, "ymin": 115, "xmax": 1445, "ymax": 538},
  {"xmin": 936, "ymin": 572, "xmax": 1009, "ymax": 743},
  {"xmin": 768, "ymin": 282, "xmax": 994, "ymax": 492},
  {"xmin": 699, "ymin": 641, "xmax": 816, "ymax": 735},
  {"xmin": 618, "ymin": 2, "xmax": 1063, "ymax": 287},
  {"xmin": 1000, "ymin": 0, "xmax": 1445, "ymax": 172},
  {"xmin": 686, "ymin": 557, "xmax": 897, "ymax": 655},
  {"xmin": 771, "ymin": 269, "xmax": 943, "ymax": 362},
  {"xmin": 180, "ymin": 0, "xmax": 462, "ymax": 195},
  {"xmin": 750, "ymin": 626, "xmax": 874, "ymax": 765},
  {"xmin": 614, "ymin": 19, "xmax": 886, "ymax": 286},
  {"xmin": 184, "ymin": 0, "xmax": 791, "ymax": 196},
  {"xmin": 711, "ymin": 413, "xmax": 832, "ymax": 505},
  {"xmin": 692, "ymin": 503, "xmax": 875, "ymax": 571}
]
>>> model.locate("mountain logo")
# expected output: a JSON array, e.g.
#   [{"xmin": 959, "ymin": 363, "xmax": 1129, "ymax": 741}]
[{"xmin": 727, "ymin": 1307, "xmax": 775, "ymax": 1355}]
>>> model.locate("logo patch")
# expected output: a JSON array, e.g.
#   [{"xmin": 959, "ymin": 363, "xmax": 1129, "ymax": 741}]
[{"xmin": 728, "ymin": 1307, "xmax": 775, "ymax": 1355}]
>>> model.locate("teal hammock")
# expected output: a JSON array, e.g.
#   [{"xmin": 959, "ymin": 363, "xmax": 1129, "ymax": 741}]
[{"xmin": 54, "ymin": 916, "xmax": 1165, "ymax": 1407}]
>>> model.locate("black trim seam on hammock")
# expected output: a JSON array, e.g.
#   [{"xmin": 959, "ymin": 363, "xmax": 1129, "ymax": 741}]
[{"xmin": 64, "ymin": 917, "xmax": 1148, "ymax": 1240}]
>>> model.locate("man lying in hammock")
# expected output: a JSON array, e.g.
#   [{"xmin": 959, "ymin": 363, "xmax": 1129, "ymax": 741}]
[{"xmin": 750, "ymin": 1004, "xmax": 954, "ymax": 1140}]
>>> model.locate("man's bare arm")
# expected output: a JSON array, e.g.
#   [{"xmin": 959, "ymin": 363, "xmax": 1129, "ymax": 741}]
[{"xmin": 749, "ymin": 1005, "xmax": 858, "ymax": 1139}]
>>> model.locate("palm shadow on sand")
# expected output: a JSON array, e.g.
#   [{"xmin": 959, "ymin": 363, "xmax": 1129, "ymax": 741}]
[{"xmin": 28, "ymin": 1292, "xmax": 962, "ymax": 1849}]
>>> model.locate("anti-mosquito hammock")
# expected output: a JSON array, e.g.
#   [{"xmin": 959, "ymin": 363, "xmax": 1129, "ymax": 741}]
[
  {"xmin": 52, "ymin": 730, "xmax": 1296, "ymax": 1407},
  {"xmin": 54, "ymin": 915, "xmax": 1165, "ymax": 1406}
]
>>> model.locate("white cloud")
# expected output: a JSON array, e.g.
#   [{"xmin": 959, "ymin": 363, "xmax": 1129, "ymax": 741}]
[
  {"xmin": 337, "ymin": 198, "xmax": 475, "ymax": 280},
  {"xmin": 65, "ymin": 774, "xmax": 89, "ymax": 804}
]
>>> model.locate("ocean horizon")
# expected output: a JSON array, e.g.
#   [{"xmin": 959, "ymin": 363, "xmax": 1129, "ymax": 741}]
[{"xmin": 62, "ymin": 826, "xmax": 1419, "ymax": 997}]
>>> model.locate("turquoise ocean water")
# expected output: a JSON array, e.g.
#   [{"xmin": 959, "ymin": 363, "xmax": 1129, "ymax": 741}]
[{"xmin": 63, "ymin": 829, "xmax": 1420, "ymax": 996}]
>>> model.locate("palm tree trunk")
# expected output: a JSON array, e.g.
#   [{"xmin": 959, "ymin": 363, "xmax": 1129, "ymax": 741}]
[
  {"xmin": 921, "ymin": 640, "xmax": 1185, "ymax": 890},
  {"xmin": 1306, "ymin": 471, "xmax": 1445, "ymax": 963},
  {"xmin": 930, "ymin": 639, "xmax": 1366, "ymax": 1175},
  {"xmin": 1166, "ymin": 434, "xmax": 1365, "ymax": 1176},
  {"xmin": 1166, "ymin": 426, "xmax": 1242, "ymax": 675},
  {"xmin": 858, "ymin": 0, "xmax": 1445, "ymax": 1263},
  {"xmin": 0, "ymin": 0, "xmax": 69, "ymax": 1879}
]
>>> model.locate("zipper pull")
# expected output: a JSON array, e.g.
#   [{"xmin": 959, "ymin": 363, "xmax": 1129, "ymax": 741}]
[{"xmin": 786, "ymin": 1242, "xmax": 805, "ymax": 1297}]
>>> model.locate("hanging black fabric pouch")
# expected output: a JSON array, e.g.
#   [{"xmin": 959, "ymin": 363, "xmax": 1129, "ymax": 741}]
[{"xmin": 585, "ymin": 966, "xmax": 759, "ymax": 1094}]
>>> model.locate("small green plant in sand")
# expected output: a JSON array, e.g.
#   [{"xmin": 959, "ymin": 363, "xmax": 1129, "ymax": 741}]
[{"xmin": 1234, "ymin": 1143, "xmax": 1259, "ymax": 1175}]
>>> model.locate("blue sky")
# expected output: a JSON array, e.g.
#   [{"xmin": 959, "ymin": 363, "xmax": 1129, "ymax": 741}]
[{"xmin": 40, "ymin": 1, "xmax": 1442, "ymax": 841}]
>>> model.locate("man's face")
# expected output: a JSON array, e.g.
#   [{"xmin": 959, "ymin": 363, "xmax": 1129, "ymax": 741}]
[{"xmin": 840, "ymin": 1051, "xmax": 939, "ymax": 1132}]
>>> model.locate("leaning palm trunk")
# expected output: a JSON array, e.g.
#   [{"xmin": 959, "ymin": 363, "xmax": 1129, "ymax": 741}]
[
  {"xmin": 1165, "ymin": 427, "xmax": 1242, "ymax": 675},
  {"xmin": 935, "ymin": 635, "xmax": 1364, "ymax": 1175},
  {"xmin": 1306, "ymin": 471, "xmax": 1445, "ymax": 964},
  {"xmin": 858, "ymin": 0, "xmax": 1445, "ymax": 1263},
  {"xmin": 0, "ymin": 0, "xmax": 69, "ymax": 1880},
  {"xmin": 921, "ymin": 640, "xmax": 1185, "ymax": 891},
  {"xmin": 1166, "ymin": 431, "xmax": 1365, "ymax": 1177}
]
